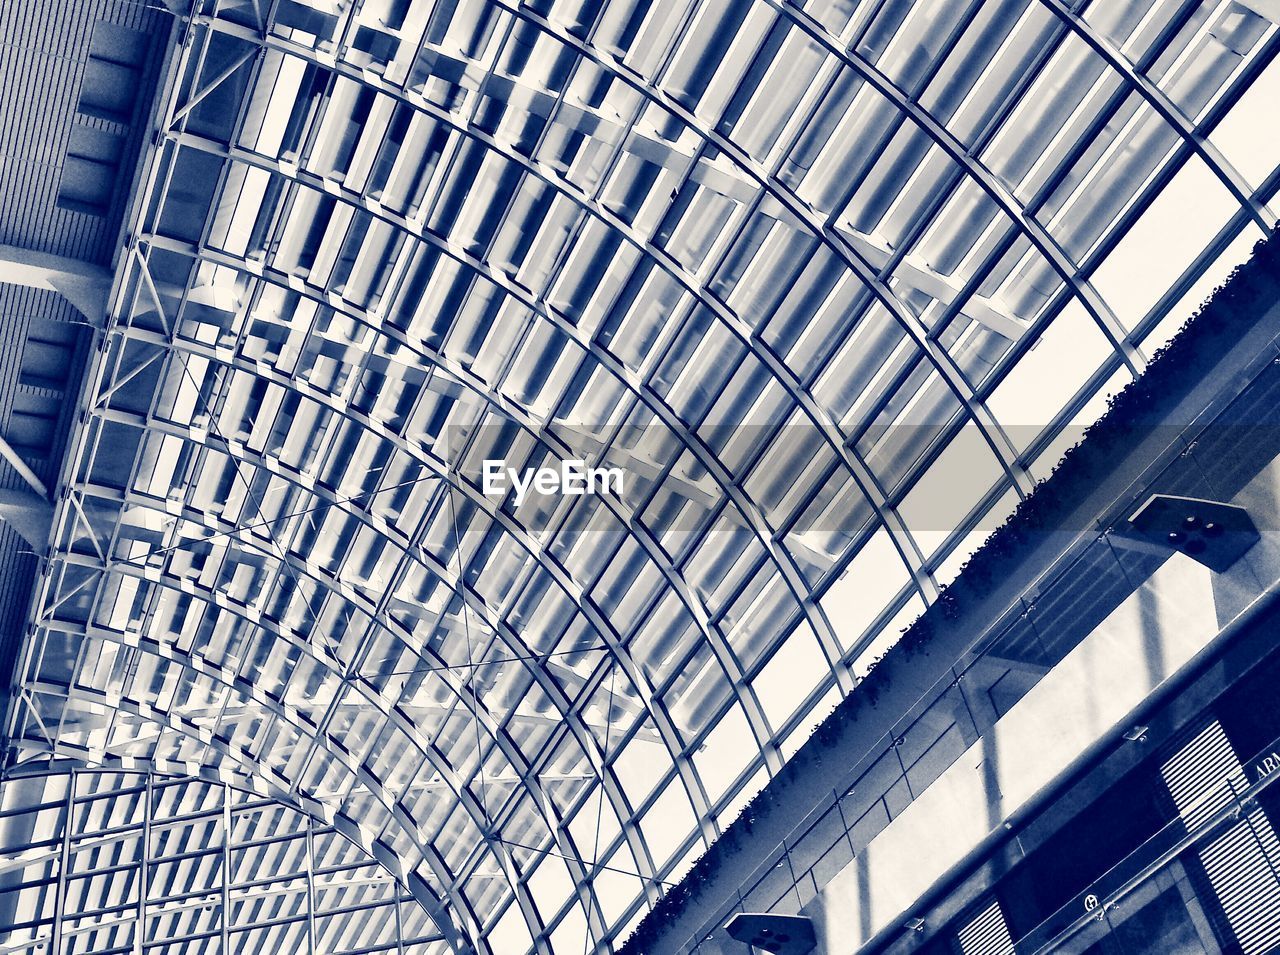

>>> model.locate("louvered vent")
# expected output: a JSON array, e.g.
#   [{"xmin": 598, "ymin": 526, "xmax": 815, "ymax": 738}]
[
  {"xmin": 1161, "ymin": 720, "xmax": 1280, "ymax": 954},
  {"xmin": 957, "ymin": 899, "xmax": 1015, "ymax": 955}
]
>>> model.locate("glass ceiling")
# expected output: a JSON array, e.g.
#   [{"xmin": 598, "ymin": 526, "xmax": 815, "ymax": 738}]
[
  {"xmin": 0, "ymin": 767, "xmax": 441, "ymax": 953},
  {"xmin": 5, "ymin": 0, "xmax": 1279, "ymax": 952}
]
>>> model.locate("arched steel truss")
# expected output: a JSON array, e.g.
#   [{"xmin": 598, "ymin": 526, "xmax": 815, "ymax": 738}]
[
  {"xmin": 0, "ymin": 763, "xmax": 444, "ymax": 954},
  {"xmin": 6, "ymin": 0, "xmax": 1279, "ymax": 953}
]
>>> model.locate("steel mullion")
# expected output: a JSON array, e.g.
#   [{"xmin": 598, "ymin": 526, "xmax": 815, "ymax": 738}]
[
  {"xmin": 24, "ymin": 6, "xmax": 1280, "ymax": 955},
  {"xmin": 483, "ymin": 0, "xmax": 1069, "ymax": 501},
  {"xmin": 832, "ymin": 11, "xmax": 1278, "ymax": 540},
  {"xmin": 27, "ymin": 686, "xmax": 464, "ymax": 934},
  {"xmin": 304, "ymin": 817, "xmax": 316, "ymax": 955},
  {"xmin": 111, "ymin": 239, "xmax": 732, "ymax": 839},
  {"xmin": 50, "ymin": 771, "xmax": 75, "ymax": 955},
  {"xmin": 46, "ymin": 494, "xmax": 599, "ymax": 947},
  {"xmin": 158, "ymin": 130, "xmax": 757, "ymax": 701},
  {"xmin": 193, "ymin": 13, "xmax": 943, "ymax": 662},
  {"xmin": 1047, "ymin": 0, "xmax": 1274, "ymax": 232}
]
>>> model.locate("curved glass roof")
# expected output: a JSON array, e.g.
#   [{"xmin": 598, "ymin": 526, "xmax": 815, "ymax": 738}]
[
  {"xmin": 5, "ymin": 0, "xmax": 1279, "ymax": 952},
  {"xmin": 0, "ymin": 767, "xmax": 442, "ymax": 953}
]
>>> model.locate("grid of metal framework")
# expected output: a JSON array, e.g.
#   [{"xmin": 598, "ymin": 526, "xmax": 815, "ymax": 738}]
[
  {"xmin": 0, "ymin": 767, "xmax": 442, "ymax": 954},
  {"xmin": 5, "ymin": 0, "xmax": 1280, "ymax": 952}
]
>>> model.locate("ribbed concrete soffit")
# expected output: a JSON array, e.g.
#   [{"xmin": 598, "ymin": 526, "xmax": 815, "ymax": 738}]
[{"xmin": 2, "ymin": 0, "xmax": 1278, "ymax": 953}]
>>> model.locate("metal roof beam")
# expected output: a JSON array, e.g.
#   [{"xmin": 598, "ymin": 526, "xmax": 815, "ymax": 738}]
[
  {"xmin": 0, "ymin": 486, "xmax": 52, "ymax": 549},
  {"xmin": 0, "ymin": 244, "xmax": 111, "ymax": 324},
  {"xmin": 844, "ymin": 229, "xmax": 1030, "ymax": 340}
]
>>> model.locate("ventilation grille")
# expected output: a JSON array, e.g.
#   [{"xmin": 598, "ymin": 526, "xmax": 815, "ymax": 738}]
[
  {"xmin": 1162, "ymin": 719, "xmax": 1249, "ymax": 830},
  {"xmin": 1162, "ymin": 721, "xmax": 1280, "ymax": 954},
  {"xmin": 957, "ymin": 900, "xmax": 1014, "ymax": 955}
]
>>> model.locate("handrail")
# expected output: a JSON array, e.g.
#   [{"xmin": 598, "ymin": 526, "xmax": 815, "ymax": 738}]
[{"xmin": 1020, "ymin": 731, "xmax": 1280, "ymax": 952}]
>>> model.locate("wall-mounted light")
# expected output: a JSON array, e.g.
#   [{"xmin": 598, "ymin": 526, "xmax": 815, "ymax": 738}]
[
  {"xmin": 1127, "ymin": 494, "xmax": 1259, "ymax": 572},
  {"xmin": 724, "ymin": 913, "xmax": 816, "ymax": 954}
]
